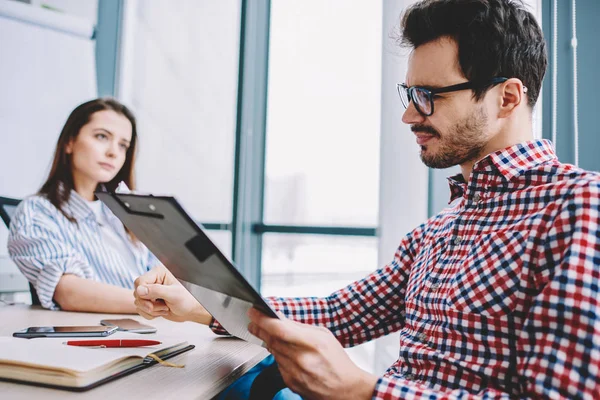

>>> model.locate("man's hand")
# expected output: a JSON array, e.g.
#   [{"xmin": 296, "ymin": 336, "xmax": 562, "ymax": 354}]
[
  {"xmin": 247, "ymin": 308, "xmax": 378, "ymax": 400},
  {"xmin": 133, "ymin": 265, "xmax": 212, "ymax": 324}
]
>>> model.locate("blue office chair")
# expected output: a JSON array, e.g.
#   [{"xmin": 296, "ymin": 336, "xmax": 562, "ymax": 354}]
[{"xmin": 0, "ymin": 196, "xmax": 41, "ymax": 306}]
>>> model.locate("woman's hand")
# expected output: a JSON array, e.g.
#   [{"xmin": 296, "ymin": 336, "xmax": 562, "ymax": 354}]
[{"xmin": 133, "ymin": 265, "xmax": 212, "ymax": 324}]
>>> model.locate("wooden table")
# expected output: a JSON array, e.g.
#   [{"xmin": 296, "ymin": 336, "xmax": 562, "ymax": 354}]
[{"xmin": 0, "ymin": 304, "xmax": 269, "ymax": 399}]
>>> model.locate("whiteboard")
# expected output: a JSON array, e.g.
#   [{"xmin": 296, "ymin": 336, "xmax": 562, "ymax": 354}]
[{"xmin": 0, "ymin": 0, "xmax": 96, "ymax": 258}]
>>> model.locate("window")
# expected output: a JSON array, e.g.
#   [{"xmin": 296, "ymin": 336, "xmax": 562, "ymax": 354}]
[
  {"xmin": 541, "ymin": 0, "xmax": 599, "ymax": 171},
  {"xmin": 262, "ymin": 0, "xmax": 382, "ymax": 374},
  {"xmin": 119, "ymin": 0, "xmax": 241, "ymax": 227},
  {"xmin": 265, "ymin": 0, "xmax": 382, "ymax": 228},
  {"xmin": 261, "ymin": 234, "xmax": 379, "ymax": 297}
]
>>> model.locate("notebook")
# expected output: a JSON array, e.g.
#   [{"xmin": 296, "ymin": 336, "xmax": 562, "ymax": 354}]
[{"xmin": 0, "ymin": 334, "xmax": 195, "ymax": 391}]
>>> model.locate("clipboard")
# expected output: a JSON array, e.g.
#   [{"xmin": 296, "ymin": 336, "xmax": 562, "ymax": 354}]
[{"xmin": 95, "ymin": 191, "xmax": 279, "ymax": 345}]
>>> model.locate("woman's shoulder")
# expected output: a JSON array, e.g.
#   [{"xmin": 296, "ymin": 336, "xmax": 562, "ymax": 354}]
[{"xmin": 11, "ymin": 194, "xmax": 61, "ymax": 226}]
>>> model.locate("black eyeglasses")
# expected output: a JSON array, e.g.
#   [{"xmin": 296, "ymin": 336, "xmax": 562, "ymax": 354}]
[{"xmin": 397, "ymin": 77, "xmax": 509, "ymax": 117}]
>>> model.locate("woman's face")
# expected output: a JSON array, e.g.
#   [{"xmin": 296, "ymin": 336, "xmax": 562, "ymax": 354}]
[{"xmin": 66, "ymin": 110, "xmax": 133, "ymax": 186}]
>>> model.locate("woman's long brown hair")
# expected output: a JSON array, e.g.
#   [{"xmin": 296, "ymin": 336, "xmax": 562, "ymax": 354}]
[{"xmin": 39, "ymin": 97, "xmax": 138, "ymax": 223}]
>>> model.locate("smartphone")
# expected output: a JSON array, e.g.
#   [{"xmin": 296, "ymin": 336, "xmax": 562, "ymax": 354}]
[
  {"xmin": 13, "ymin": 325, "xmax": 118, "ymax": 338},
  {"xmin": 100, "ymin": 318, "xmax": 157, "ymax": 334}
]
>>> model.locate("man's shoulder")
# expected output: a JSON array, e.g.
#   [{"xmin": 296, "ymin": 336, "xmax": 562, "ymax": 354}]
[
  {"xmin": 534, "ymin": 164, "xmax": 600, "ymax": 214},
  {"xmin": 563, "ymin": 171, "xmax": 600, "ymax": 203},
  {"xmin": 529, "ymin": 160, "xmax": 600, "ymax": 193}
]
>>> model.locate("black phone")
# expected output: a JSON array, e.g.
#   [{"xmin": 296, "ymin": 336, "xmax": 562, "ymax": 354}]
[
  {"xmin": 100, "ymin": 318, "xmax": 157, "ymax": 334},
  {"xmin": 13, "ymin": 325, "xmax": 118, "ymax": 338}
]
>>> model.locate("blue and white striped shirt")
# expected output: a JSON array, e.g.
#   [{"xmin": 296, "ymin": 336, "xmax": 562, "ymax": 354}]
[{"xmin": 7, "ymin": 190, "xmax": 158, "ymax": 309}]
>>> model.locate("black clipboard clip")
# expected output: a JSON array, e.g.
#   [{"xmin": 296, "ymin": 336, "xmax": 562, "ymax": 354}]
[{"xmin": 96, "ymin": 185, "xmax": 164, "ymax": 219}]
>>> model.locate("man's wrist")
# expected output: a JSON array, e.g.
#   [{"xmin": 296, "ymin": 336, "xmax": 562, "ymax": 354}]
[
  {"xmin": 352, "ymin": 371, "xmax": 379, "ymax": 400},
  {"xmin": 191, "ymin": 304, "xmax": 212, "ymax": 325}
]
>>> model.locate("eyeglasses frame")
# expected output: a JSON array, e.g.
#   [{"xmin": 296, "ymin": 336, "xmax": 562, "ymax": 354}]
[{"xmin": 397, "ymin": 77, "xmax": 509, "ymax": 117}]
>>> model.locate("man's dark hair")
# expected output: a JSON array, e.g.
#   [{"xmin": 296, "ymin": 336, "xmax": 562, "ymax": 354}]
[{"xmin": 400, "ymin": 0, "xmax": 547, "ymax": 107}]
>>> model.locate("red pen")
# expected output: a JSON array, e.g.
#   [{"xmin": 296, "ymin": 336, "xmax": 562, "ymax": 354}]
[{"xmin": 64, "ymin": 339, "xmax": 162, "ymax": 347}]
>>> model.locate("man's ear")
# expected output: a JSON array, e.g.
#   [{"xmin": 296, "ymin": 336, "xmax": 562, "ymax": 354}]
[{"xmin": 497, "ymin": 78, "xmax": 526, "ymax": 118}]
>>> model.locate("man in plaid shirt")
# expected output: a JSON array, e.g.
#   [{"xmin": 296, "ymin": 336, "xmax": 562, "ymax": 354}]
[{"xmin": 133, "ymin": 0, "xmax": 600, "ymax": 398}]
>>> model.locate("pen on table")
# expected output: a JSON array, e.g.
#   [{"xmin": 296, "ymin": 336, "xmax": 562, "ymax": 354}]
[{"xmin": 63, "ymin": 339, "xmax": 162, "ymax": 347}]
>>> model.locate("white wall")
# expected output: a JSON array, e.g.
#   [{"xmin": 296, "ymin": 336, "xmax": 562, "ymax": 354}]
[
  {"xmin": 29, "ymin": 0, "xmax": 97, "ymax": 24},
  {"xmin": 0, "ymin": 0, "xmax": 97, "ymax": 298},
  {"xmin": 374, "ymin": 0, "xmax": 429, "ymax": 373},
  {"xmin": 526, "ymin": 0, "xmax": 543, "ymax": 140}
]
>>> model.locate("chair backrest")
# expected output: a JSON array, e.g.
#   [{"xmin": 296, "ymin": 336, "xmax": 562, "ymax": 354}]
[
  {"xmin": 0, "ymin": 196, "xmax": 41, "ymax": 306},
  {"xmin": 0, "ymin": 196, "xmax": 20, "ymax": 228}
]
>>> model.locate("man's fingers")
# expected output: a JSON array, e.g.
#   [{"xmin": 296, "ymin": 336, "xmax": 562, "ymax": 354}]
[
  {"xmin": 134, "ymin": 267, "xmax": 163, "ymax": 288},
  {"xmin": 136, "ymin": 283, "xmax": 176, "ymax": 301},
  {"xmin": 248, "ymin": 321, "xmax": 270, "ymax": 343},
  {"xmin": 265, "ymin": 334, "xmax": 299, "ymax": 355},
  {"xmin": 154, "ymin": 298, "xmax": 167, "ymax": 307},
  {"xmin": 248, "ymin": 308, "xmax": 310, "ymax": 346},
  {"xmin": 273, "ymin": 358, "xmax": 297, "ymax": 389},
  {"xmin": 136, "ymin": 306, "xmax": 156, "ymax": 320},
  {"xmin": 135, "ymin": 298, "xmax": 169, "ymax": 314}
]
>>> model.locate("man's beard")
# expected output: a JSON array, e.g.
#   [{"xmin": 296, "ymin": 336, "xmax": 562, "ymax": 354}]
[{"xmin": 417, "ymin": 107, "xmax": 489, "ymax": 169}]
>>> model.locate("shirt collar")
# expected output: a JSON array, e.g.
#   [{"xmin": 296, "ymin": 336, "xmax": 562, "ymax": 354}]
[
  {"xmin": 64, "ymin": 189, "xmax": 97, "ymax": 222},
  {"xmin": 447, "ymin": 174, "xmax": 467, "ymax": 203},
  {"xmin": 447, "ymin": 139, "xmax": 557, "ymax": 203}
]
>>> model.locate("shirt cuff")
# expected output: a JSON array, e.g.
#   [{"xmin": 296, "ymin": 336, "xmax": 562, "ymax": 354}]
[{"xmin": 208, "ymin": 317, "xmax": 230, "ymax": 335}]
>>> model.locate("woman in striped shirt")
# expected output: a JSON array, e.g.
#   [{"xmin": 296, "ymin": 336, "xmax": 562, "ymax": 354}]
[{"xmin": 8, "ymin": 98, "xmax": 164, "ymax": 313}]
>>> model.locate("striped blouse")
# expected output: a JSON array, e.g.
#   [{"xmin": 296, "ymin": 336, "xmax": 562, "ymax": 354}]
[{"xmin": 7, "ymin": 190, "xmax": 158, "ymax": 310}]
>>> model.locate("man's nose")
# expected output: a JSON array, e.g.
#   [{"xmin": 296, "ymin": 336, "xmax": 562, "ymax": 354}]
[{"xmin": 401, "ymin": 101, "xmax": 425, "ymax": 125}]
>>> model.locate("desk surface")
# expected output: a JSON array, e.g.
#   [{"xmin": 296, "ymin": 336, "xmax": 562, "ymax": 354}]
[{"xmin": 0, "ymin": 304, "xmax": 269, "ymax": 399}]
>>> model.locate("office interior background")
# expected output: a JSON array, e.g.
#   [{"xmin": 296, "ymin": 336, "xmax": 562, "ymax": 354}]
[{"xmin": 1, "ymin": 0, "xmax": 598, "ymax": 374}]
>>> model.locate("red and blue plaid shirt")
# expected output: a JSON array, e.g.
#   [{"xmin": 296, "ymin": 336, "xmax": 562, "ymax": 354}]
[{"xmin": 214, "ymin": 140, "xmax": 600, "ymax": 399}]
